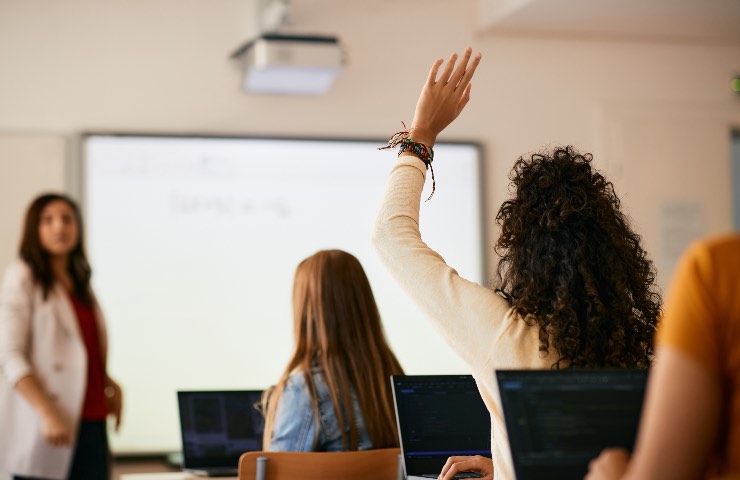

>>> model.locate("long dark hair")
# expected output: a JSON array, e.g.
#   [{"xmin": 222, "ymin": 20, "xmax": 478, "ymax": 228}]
[
  {"xmin": 262, "ymin": 249, "xmax": 404, "ymax": 450},
  {"xmin": 19, "ymin": 193, "xmax": 93, "ymax": 306},
  {"xmin": 495, "ymin": 146, "xmax": 660, "ymax": 369}
]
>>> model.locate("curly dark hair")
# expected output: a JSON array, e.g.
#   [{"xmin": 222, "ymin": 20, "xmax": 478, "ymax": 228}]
[{"xmin": 494, "ymin": 146, "xmax": 661, "ymax": 369}]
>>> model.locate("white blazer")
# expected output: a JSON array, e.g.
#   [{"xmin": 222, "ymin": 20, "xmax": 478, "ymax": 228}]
[{"xmin": 0, "ymin": 259, "xmax": 108, "ymax": 479}]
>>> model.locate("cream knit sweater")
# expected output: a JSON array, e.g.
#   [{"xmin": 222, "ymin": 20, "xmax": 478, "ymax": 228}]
[{"xmin": 373, "ymin": 155, "xmax": 557, "ymax": 480}]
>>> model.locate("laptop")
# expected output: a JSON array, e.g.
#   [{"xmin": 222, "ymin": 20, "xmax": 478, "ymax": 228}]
[
  {"xmin": 391, "ymin": 375, "xmax": 492, "ymax": 480},
  {"xmin": 496, "ymin": 369, "xmax": 648, "ymax": 480},
  {"xmin": 177, "ymin": 390, "xmax": 264, "ymax": 477}
]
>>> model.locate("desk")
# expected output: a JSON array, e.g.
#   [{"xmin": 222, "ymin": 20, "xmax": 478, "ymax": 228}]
[{"xmin": 120, "ymin": 473, "xmax": 236, "ymax": 480}]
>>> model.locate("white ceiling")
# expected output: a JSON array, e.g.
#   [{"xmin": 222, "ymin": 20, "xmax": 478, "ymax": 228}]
[{"xmin": 477, "ymin": 0, "xmax": 740, "ymax": 43}]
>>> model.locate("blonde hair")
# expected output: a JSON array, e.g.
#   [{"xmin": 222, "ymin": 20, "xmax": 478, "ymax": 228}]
[{"xmin": 262, "ymin": 249, "xmax": 403, "ymax": 450}]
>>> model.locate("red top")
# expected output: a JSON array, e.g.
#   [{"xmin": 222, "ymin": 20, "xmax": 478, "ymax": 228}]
[{"xmin": 67, "ymin": 292, "xmax": 108, "ymax": 420}]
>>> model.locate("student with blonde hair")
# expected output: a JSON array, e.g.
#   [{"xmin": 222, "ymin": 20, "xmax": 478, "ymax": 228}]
[{"xmin": 261, "ymin": 249, "xmax": 404, "ymax": 452}]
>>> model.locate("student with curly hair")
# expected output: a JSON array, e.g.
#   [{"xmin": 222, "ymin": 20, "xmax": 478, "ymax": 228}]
[{"xmin": 372, "ymin": 49, "xmax": 661, "ymax": 480}]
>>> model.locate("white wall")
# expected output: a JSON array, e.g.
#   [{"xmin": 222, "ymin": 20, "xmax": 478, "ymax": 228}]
[{"xmin": 0, "ymin": 135, "xmax": 67, "ymax": 269}]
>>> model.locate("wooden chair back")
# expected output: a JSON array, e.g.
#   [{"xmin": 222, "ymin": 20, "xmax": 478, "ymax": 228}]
[{"xmin": 238, "ymin": 448, "xmax": 403, "ymax": 480}]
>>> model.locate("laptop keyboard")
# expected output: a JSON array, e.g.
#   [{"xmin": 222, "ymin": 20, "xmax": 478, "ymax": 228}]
[
  {"xmin": 201, "ymin": 469, "xmax": 238, "ymax": 477},
  {"xmin": 419, "ymin": 473, "xmax": 483, "ymax": 479}
]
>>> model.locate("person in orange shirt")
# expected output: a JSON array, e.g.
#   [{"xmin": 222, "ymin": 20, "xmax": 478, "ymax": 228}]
[{"xmin": 586, "ymin": 234, "xmax": 740, "ymax": 480}]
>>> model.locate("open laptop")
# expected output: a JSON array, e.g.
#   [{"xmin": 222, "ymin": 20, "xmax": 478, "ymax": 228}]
[
  {"xmin": 177, "ymin": 390, "xmax": 264, "ymax": 477},
  {"xmin": 391, "ymin": 375, "xmax": 492, "ymax": 480},
  {"xmin": 496, "ymin": 369, "xmax": 648, "ymax": 480}
]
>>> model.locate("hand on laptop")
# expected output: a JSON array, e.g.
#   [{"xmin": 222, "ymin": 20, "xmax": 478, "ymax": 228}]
[
  {"xmin": 438, "ymin": 455, "xmax": 493, "ymax": 480},
  {"xmin": 584, "ymin": 448, "xmax": 630, "ymax": 480}
]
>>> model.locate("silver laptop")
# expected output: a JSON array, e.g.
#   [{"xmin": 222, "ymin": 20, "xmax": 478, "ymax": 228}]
[
  {"xmin": 177, "ymin": 390, "xmax": 264, "ymax": 477},
  {"xmin": 496, "ymin": 369, "xmax": 648, "ymax": 480},
  {"xmin": 391, "ymin": 375, "xmax": 491, "ymax": 480}
]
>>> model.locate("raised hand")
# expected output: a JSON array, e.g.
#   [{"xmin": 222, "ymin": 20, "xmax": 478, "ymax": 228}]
[
  {"xmin": 106, "ymin": 376, "xmax": 124, "ymax": 431},
  {"xmin": 410, "ymin": 47, "xmax": 482, "ymax": 147}
]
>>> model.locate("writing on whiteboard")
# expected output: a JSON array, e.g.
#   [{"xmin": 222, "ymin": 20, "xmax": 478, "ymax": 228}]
[{"xmin": 169, "ymin": 193, "xmax": 291, "ymax": 218}]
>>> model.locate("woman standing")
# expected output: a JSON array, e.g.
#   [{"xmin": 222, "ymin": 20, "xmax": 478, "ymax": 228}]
[
  {"xmin": 0, "ymin": 193, "xmax": 123, "ymax": 480},
  {"xmin": 261, "ymin": 249, "xmax": 404, "ymax": 452}
]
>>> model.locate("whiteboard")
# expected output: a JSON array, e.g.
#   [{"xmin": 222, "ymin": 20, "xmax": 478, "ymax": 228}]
[{"xmin": 82, "ymin": 134, "xmax": 485, "ymax": 454}]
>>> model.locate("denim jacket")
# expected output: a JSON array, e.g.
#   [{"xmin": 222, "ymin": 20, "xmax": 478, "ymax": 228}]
[{"xmin": 268, "ymin": 367, "xmax": 372, "ymax": 452}]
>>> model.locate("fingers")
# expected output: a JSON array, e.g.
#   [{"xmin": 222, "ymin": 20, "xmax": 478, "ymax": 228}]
[
  {"xmin": 106, "ymin": 380, "xmax": 124, "ymax": 431},
  {"xmin": 438, "ymin": 455, "xmax": 492, "ymax": 480},
  {"xmin": 438, "ymin": 52, "xmax": 459, "ymax": 85},
  {"xmin": 45, "ymin": 428, "xmax": 71, "ymax": 447},
  {"xmin": 426, "ymin": 58, "xmax": 445, "ymax": 86},
  {"xmin": 114, "ymin": 411, "xmax": 122, "ymax": 431},
  {"xmin": 456, "ymin": 52, "xmax": 481, "ymax": 92},
  {"xmin": 112, "ymin": 401, "xmax": 123, "ymax": 431},
  {"xmin": 42, "ymin": 411, "xmax": 73, "ymax": 447},
  {"xmin": 426, "ymin": 48, "xmax": 482, "ymax": 90},
  {"xmin": 449, "ymin": 47, "xmax": 473, "ymax": 86},
  {"xmin": 585, "ymin": 448, "xmax": 630, "ymax": 480},
  {"xmin": 412, "ymin": 48, "xmax": 482, "ymax": 140},
  {"xmin": 438, "ymin": 456, "xmax": 467, "ymax": 479}
]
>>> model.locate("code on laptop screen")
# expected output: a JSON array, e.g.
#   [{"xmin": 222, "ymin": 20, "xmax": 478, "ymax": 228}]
[
  {"xmin": 496, "ymin": 370, "xmax": 648, "ymax": 480},
  {"xmin": 393, "ymin": 375, "xmax": 491, "ymax": 475},
  {"xmin": 178, "ymin": 391, "xmax": 264, "ymax": 468}
]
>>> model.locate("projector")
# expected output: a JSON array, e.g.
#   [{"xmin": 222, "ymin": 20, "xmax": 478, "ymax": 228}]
[{"xmin": 231, "ymin": 33, "xmax": 343, "ymax": 95}]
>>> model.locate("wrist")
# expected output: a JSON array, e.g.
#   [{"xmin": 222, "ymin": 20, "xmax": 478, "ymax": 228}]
[
  {"xmin": 39, "ymin": 404, "xmax": 61, "ymax": 420},
  {"xmin": 408, "ymin": 127, "xmax": 437, "ymax": 147},
  {"xmin": 379, "ymin": 123, "xmax": 438, "ymax": 200}
]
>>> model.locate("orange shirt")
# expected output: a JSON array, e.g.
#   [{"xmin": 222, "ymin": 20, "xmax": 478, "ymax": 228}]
[{"xmin": 656, "ymin": 234, "xmax": 740, "ymax": 475}]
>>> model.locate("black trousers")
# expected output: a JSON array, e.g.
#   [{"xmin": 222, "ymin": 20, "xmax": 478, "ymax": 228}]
[{"xmin": 15, "ymin": 420, "xmax": 109, "ymax": 480}]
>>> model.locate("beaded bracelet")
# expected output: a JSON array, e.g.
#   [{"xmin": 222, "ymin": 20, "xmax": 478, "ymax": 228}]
[{"xmin": 379, "ymin": 123, "xmax": 436, "ymax": 200}]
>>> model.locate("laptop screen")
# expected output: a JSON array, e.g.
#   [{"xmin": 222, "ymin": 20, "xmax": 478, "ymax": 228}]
[
  {"xmin": 496, "ymin": 369, "xmax": 648, "ymax": 480},
  {"xmin": 177, "ymin": 390, "xmax": 264, "ymax": 469},
  {"xmin": 391, "ymin": 375, "xmax": 491, "ymax": 475}
]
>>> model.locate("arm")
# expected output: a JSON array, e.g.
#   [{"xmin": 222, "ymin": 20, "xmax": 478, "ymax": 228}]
[
  {"xmin": 267, "ymin": 376, "xmax": 316, "ymax": 452},
  {"xmin": 373, "ymin": 49, "xmax": 511, "ymax": 366},
  {"xmin": 0, "ymin": 262, "xmax": 73, "ymax": 446},
  {"xmin": 91, "ymin": 292, "xmax": 123, "ymax": 431},
  {"xmin": 586, "ymin": 346, "xmax": 721, "ymax": 480},
  {"xmin": 15, "ymin": 374, "xmax": 74, "ymax": 446},
  {"xmin": 0, "ymin": 262, "xmax": 35, "ymax": 384},
  {"xmin": 105, "ymin": 375, "xmax": 123, "ymax": 431},
  {"xmin": 624, "ymin": 345, "xmax": 721, "ymax": 479}
]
